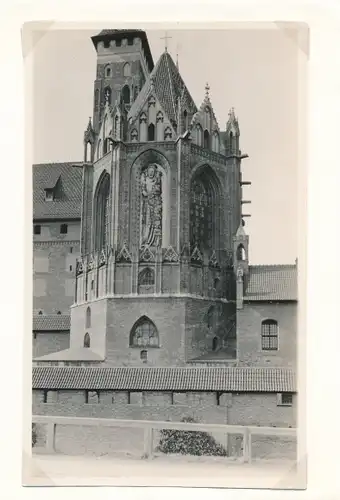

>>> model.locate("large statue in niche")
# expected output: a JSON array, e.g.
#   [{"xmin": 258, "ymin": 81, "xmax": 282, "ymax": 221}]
[{"xmin": 140, "ymin": 164, "xmax": 163, "ymax": 248}]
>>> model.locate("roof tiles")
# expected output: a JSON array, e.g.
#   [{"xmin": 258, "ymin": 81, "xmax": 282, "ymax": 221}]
[
  {"xmin": 245, "ymin": 264, "xmax": 298, "ymax": 301},
  {"xmin": 33, "ymin": 315, "xmax": 70, "ymax": 331},
  {"xmin": 33, "ymin": 163, "xmax": 83, "ymax": 220},
  {"xmin": 32, "ymin": 366, "xmax": 296, "ymax": 392}
]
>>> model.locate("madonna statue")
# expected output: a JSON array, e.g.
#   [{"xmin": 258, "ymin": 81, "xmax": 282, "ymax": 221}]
[{"xmin": 140, "ymin": 164, "xmax": 162, "ymax": 247}]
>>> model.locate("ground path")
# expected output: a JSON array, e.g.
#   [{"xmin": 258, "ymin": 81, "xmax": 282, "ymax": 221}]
[{"xmin": 24, "ymin": 453, "xmax": 304, "ymax": 489}]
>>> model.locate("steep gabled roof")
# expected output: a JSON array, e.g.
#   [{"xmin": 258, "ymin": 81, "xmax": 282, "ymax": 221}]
[
  {"xmin": 128, "ymin": 50, "xmax": 197, "ymax": 126},
  {"xmin": 245, "ymin": 264, "xmax": 298, "ymax": 301},
  {"xmin": 33, "ymin": 163, "xmax": 83, "ymax": 220}
]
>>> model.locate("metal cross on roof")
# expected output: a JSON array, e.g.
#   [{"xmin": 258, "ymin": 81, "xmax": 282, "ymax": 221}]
[{"xmin": 160, "ymin": 31, "xmax": 172, "ymax": 51}]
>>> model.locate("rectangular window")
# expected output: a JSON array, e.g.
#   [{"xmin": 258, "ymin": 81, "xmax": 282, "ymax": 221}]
[
  {"xmin": 70, "ymin": 247, "xmax": 73, "ymax": 254},
  {"xmin": 34, "ymin": 225, "xmax": 41, "ymax": 235},
  {"xmin": 60, "ymin": 224, "xmax": 68, "ymax": 234},
  {"xmin": 277, "ymin": 393, "xmax": 293, "ymax": 406}
]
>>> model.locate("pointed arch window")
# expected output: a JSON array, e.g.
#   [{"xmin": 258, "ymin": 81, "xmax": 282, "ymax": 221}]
[
  {"xmin": 261, "ymin": 320, "xmax": 278, "ymax": 350},
  {"xmin": 204, "ymin": 130, "xmax": 210, "ymax": 149},
  {"xmin": 84, "ymin": 332, "xmax": 91, "ymax": 348},
  {"xmin": 94, "ymin": 172, "xmax": 110, "ymax": 251},
  {"xmin": 85, "ymin": 306, "xmax": 91, "ymax": 329},
  {"xmin": 122, "ymin": 85, "xmax": 130, "ymax": 104},
  {"xmin": 190, "ymin": 175, "xmax": 213, "ymax": 249},
  {"xmin": 196, "ymin": 124, "xmax": 203, "ymax": 146},
  {"xmin": 148, "ymin": 123, "xmax": 155, "ymax": 141},
  {"xmin": 138, "ymin": 267, "xmax": 155, "ymax": 286},
  {"xmin": 123, "ymin": 62, "xmax": 131, "ymax": 77},
  {"xmin": 212, "ymin": 131, "xmax": 220, "ymax": 153},
  {"xmin": 237, "ymin": 244, "xmax": 246, "ymax": 261},
  {"xmin": 130, "ymin": 317, "xmax": 159, "ymax": 347}
]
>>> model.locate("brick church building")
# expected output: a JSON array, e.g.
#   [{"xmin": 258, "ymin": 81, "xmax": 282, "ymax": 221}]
[{"xmin": 32, "ymin": 29, "xmax": 297, "ymax": 454}]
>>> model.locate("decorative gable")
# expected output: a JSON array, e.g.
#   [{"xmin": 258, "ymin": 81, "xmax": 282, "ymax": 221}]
[{"xmin": 190, "ymin": 84, "xmax": 220, "ymax": 152}]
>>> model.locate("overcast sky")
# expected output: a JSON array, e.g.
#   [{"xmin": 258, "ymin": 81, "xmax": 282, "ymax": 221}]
[{"xmin": 32, "ymin": 27, "xmax": 299, "ymax": 265}]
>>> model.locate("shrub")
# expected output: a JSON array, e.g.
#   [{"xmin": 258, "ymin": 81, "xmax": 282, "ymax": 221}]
[
  {"xmin": 32, "ymin": 423, "xmax": 37, "ymax": 447},
  {"xmin": 157, "ymin": 417, "xmax": 227, "ymax": 457}
]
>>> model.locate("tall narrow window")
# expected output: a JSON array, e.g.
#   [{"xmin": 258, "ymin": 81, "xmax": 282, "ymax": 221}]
[
  {"xmin": 261, "ymin": 319, "xmax": 278, "ymax": 350},
  {"xmin": 183, "ymin": 110, "xmax": 189, "ymax": 130},
  {"xmin": 148, "ymin": 123, "xmax": 155, "ymax": 141},
  {"xmin": 204, "ymin": 130, "xmax": 210, "ymax": 149},
  {"xmin": 237, "ymin": 245, "xmax": 246, "ymax": 261},
  {"xmin": 60, "ymin": 224, "xmax": 68, "ymax": 234},
  {"xmin": 190, "ymin": 176, "xmax": 213, "ymax": 249},
  {"xmin": 85, "ymin": 306, "xmax": 91, "ymax": 328},
  {"xmin": 122, "ymin": 85, "xmax": 130, "ymax": 104},
  {"xmin": 34, "ymin": 225, "xmax": 41, "ymax": 235},
  {"xmin": 212, "ymin": 336, "xmax": 218, "ymax": 351},
  {"xmin": 94, "ymin": 172, "xmax": 110, "ymax": 251},
  {"xmin": 196, "ymin": 124, "xmax": 203, "ymax": 146},
  {"xmin": 130, "ymin": 316, "xmax": 159, "ymax": 347},
  {"xmin": 123, "ymin": 63, "xmax": 131, "ymax": 77},
  {"xmin": 140, "ymin": 350, "xmax": 148, "ymax": 363},
  {"xmin": 105, "ymin": 66, "xmax": 111, "ymax": 77},
  {"xmin": 84, "ymin": 332, "xmax": 91, "ymax": 348}
]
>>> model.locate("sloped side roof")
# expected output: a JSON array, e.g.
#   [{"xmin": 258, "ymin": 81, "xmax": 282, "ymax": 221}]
[
  {"xmin": 33, "ymin": 315, "xmax": 71, "ymax": 331},
  {"xmin": 32, "ymin": 366, "xmax": 296, "ymax": 392},
  {"xmin": 33, "ymin": 163, "xmax": 83, "ymax": 220},
  {"xmin": 128, "ymin": 51, "xmax": 197, "ymax": 125},
  {"xmin": 245, "ymin": 264, "xmax": 298, "ymax": 301}
]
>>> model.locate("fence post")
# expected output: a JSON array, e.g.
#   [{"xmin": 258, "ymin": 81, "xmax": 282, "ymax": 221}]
[
  {"xmin": 46, "ymin": 422, "xmax": 56, "ymax": 454},
  {"xmin": 243, "ymin": 428, "xmax": 250, "ymax": 463},
  {"xmin": 143, "ymin": 427, "xmax": 153, "ymax": 459}
]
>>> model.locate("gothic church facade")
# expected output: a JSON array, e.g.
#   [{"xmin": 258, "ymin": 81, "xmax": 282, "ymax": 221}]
[{"xmin": 32, "ymin": 30, "xmax": 297, "ymax": 453}]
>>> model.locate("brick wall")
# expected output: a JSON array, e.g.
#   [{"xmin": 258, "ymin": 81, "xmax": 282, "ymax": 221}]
[
  {"xmin": 237, "ymin": 302, "xmax": 297, "ymax": 368},
  {"xmin": 33, "ymin": 331, "xmax": 70, "ymax": 358},
  {"xmin": 33, "ymin": 230, "xmax": 80, "ymax": 314},
  {"xmin": 32, "ymin": 389, "xmax": 296, "ymax": 459}
]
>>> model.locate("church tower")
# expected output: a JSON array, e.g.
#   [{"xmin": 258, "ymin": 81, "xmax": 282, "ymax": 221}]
[
  {"xmin": 70, "ymin": 30, "xmax": 249, "ymax": 367},
  {"xmin": 91, "ymin": 30, "xmax": 154, "ymax": 133}
]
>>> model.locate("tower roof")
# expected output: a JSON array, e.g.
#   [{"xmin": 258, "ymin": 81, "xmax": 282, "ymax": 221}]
[
  {"xmin": 91, "ymin": 29, "xmax": 154, "ymax": 71},
  {"xmin": 128, "ymin": 50, "xmax": 197, "ymax": 125}
]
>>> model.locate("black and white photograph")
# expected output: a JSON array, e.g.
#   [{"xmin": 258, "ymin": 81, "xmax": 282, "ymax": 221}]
[{"xmin": 26, "ymin": 22, "xmax": 307, "ymax": 489}]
